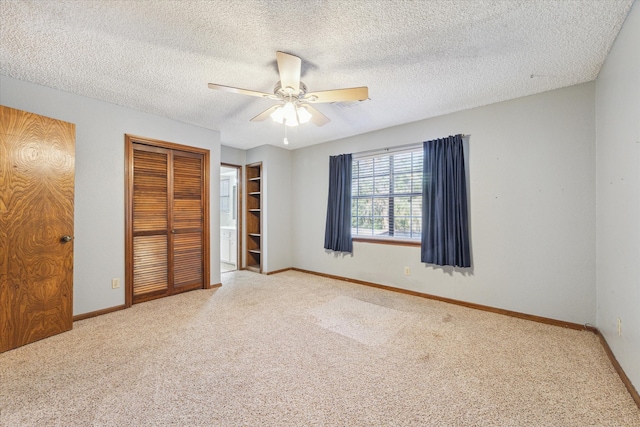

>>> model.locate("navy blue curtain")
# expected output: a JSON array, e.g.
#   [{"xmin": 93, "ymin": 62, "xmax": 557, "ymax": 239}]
[
  {"xmin": 324, "ymin": 154, "xmax": 353, "ymax": 253},
  {"xmin": 421, "ymin": 135, "xmax": 471, "ymax": 267}
]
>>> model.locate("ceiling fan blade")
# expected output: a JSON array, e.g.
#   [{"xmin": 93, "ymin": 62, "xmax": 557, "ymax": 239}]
[
  {"xmin": 250, "ymin": 105, "xmax": 280, "ymax": 122},
  {"xmin": 302, "ymin": 104, "xmax": 330, "ymax": 127},
  {"xmin": 303, "ymin": 87, "xmax": 369, "ymax": 103},
  {"xmin": 208, "ymin": 83, "xmax": 275, "ymax": 99},
  {"xmin": 276, "ymin": 51, "xmax": 301, "ymax": 94}
]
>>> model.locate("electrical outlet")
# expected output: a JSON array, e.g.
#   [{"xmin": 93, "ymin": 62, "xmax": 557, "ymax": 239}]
[
  {"xmin": 404, "ymin": 267, "xmax": 411, "ymax": 276},
  {"xmin": 112, "ymin": 278, "xmax": 121, "ymax": 289},
  {"xmin": 617, "ymin": 318, "xmax": 622, "ymax": 336}
]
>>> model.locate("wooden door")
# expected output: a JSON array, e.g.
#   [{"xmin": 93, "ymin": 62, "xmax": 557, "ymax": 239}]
[
  {"xmin": 172, "ymin": 151, "xmax": 205, "ymax": 292},
  {"xmin": 131, "ymin": 144, "xmax": 170, "ymax": 301},
  {"xmin": 0, "ymin": 106, "xmax": 75, "ymax": 353},
  {"xmin": 126, "ymin": 136, "xmax": 209, "ymax": 305}
]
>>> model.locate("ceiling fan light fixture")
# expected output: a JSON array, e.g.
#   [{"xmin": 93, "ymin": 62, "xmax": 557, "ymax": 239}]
[
  {"xmin": 270, "ymin": 106, "xmax": 285, "ymax": 123},
  {"xmin": 270, "ymin": 102, "xmax": 299, "ymax": 126},
  {"xmin": 282, "ymin": 102, "xmax": 298, "ymax": 126},
  {"xmin": 297, "ymin": 105, "xmax": 312, "ymax": 124}
]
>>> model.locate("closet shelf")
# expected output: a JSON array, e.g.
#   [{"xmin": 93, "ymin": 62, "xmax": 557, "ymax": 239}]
[{"xmin": 245, "ymin": 162, "xmax": 262, "ymax": 273}]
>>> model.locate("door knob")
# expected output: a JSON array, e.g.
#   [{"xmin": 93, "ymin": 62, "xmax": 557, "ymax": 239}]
[{"xmin": 60, "ymin": 235, "xmax": 73, "ymax": 243}]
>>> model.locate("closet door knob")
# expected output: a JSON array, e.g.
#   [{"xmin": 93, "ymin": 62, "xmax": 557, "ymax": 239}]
[{"xmin": 60, "ymin": 235, "xmax": 73, "ymax": 243}]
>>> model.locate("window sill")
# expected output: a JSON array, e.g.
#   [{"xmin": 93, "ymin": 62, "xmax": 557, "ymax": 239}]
[{"xmin": 352, "ymin": 237, "xmax": 421, "ymax": 247}]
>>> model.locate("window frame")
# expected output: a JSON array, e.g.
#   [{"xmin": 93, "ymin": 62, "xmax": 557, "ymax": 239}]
[{"xmin": 351, "ymin": 144, "xmax": 423, "ymax": 246}]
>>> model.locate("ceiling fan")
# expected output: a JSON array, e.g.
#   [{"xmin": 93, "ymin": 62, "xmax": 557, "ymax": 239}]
[{"xmin": 208, "ymin": 51, "xmax": 368, "ymax": 128}]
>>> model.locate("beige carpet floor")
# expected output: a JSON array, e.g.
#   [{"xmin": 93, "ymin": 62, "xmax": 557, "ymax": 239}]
[{"xmin": 1, "ymin": 270, "xmax": 639, "ymax": 426}]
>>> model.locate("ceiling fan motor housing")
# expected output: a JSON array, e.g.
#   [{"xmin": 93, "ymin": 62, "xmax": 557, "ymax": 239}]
[{"xmin": 274, "ymin": 81, "xmax": 309, "ymax": 101}]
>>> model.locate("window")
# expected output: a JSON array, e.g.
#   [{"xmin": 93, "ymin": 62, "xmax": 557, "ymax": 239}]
[{"xmin": 351, "ymin": 146, "xmax": 423, "ymax": 241}]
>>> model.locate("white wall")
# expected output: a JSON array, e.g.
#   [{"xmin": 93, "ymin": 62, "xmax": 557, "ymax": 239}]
[
  {"xmin": 221, "ymin": 145, "xmax": 246, "ymax": 166},
  {"xmin": 262, "ymin": 145, "xmax": 292, "ymax": 273},
  {"xmin": 292, "ymin": 82, "xmax": 596, "ymax": 325},
  {"xmin": 595, "ymin": 2, "xmax": 640, "ymax": 391},
  {"xmin": 246, "ymin": 145, "xmax": 292, "ymax": 273},
  {"xmin": 0, "ymin": 75, "xmax": 221, "ymax": 315}
]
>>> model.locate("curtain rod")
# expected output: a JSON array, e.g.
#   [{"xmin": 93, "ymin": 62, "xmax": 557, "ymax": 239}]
[{"xmin": 351, "ymin": 134, "xmax": 469, "ymax": 158}]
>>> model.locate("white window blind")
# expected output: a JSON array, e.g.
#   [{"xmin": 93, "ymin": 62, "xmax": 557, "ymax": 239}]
[{"xmin": 351, "ymin": 145, "xmax": 423, "ymax": 240}]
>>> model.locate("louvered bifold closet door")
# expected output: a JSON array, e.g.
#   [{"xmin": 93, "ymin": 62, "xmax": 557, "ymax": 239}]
[
  {"xmin": 131, "ymin": 144, "xmax": 205, "ymax": 303},
  {"xmin": 172, "ymin": 152, "xmax": 204, "ymax": 293},
  {"xmin": 132, "ymin": 144, "xmax": 170, "ymax": 302}
]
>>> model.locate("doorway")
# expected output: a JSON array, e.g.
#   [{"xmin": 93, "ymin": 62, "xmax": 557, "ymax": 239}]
[{"xmin": 220, "ymin": 164, "xmax": 241, "ymax": 273}]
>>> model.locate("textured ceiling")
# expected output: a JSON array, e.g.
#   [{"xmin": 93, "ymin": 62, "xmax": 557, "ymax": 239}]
[{"xmin": 0, "ymin": 0, "xmax": 634, "ymax": 150}]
